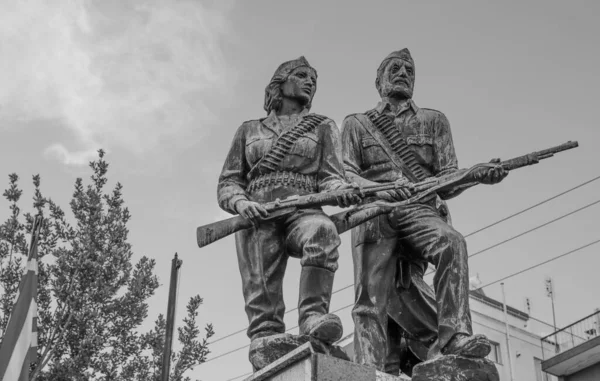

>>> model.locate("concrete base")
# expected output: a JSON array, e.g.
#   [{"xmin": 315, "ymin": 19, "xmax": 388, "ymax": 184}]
[{"xmin": 244, "ymin": 342, "xmax": 408, "ymax": 381}]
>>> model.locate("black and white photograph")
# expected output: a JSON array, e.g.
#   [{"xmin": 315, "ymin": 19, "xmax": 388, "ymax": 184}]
[{"xmin": 0, "ymin": 1, "xmax": 597, "ymax": 380}]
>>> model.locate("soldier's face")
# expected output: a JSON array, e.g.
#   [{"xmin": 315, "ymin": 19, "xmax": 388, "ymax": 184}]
[
  {"xmin": 380, "ymin": 58, "xmax": 414, "ymax": 99},
  {"xmin": 280, "ymin": 67, "xmax": 317, "ymax": 106}
]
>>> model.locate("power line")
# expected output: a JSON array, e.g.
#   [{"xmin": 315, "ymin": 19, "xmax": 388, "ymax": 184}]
[
  {"xmin": 224, "ymin": 372, "xmax": 252, "ymax": 381},
  {"xmin": 203, "ymin": 342, "xmax": 251, "ymax": 364},
  {"xmin": 208, "ymin": 326, "xmax": 248, "ymax": 346},
  {"xmin": 462, "ymin": 174, "xmax": 600, "ymax": 238},
  {"xmin": 422, "ymin": 198, "xmax": 600, "ymax": 277},
  {"xmin": 209, "ymin": 189, "xmax": 600, "ymax": 346},
  {"xmin": 471, "ymin": 320, "xmax": 556, "ymax": 352},
  {"xmin": 206, "ymin": 238, "xmax": 599, "ymax": 371},
  {"xmin": 528, "ymin": 315, "xmax": 557, "ymax": 328},
  {"xmin": 477, "ymin": 239, "xmax": 600, "ymax": 290}
]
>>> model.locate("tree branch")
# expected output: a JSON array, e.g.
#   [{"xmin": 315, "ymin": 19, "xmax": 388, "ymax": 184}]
[{"xmin": 30, "ymin": 312, "xmax": 74, "ymax": 381}]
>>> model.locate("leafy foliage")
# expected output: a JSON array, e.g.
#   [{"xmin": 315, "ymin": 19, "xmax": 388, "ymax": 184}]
[{"xmin": 0, "ymin": 150, "xmax": 213, "ymax": 380}]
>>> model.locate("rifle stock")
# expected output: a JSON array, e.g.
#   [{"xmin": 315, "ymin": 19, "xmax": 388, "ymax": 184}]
[
  {"xmin": 197, "ymin": 207, "xmax": 296, "ymax": 248},
  {"xmin": 196, "ymin": 183, "xmax": 401, "ymax": 248}
]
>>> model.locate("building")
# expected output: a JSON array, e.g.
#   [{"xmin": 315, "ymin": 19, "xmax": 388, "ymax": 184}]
[
  {"xmin": 469, "ymin": 288, "xmax": 558, "ymax": 381},
  {"xmin": 337, "ymin": 287, "xmax": 558, "ymax": 380},
  {"xmin": 541, "ymin": 310, "xmax": 600, "ymax": 381}
]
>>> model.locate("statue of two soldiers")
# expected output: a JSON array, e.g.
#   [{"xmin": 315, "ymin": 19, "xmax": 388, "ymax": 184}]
[{"xmin": 216, "ymin": 50, "xmax": 508, "ymax": 375}]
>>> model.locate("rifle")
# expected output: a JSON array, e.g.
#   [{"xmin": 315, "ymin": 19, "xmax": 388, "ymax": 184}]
[
  {"xmin": 197, "ymin": 181, "xmax": 411, "ymax": 248},
  {"xmin": 330, "ymin": 141, "xmax": 579, "ymax": 234},
  {"xmin": 196, "ymin": 141, "xmax": 578, "ymax": 248}
]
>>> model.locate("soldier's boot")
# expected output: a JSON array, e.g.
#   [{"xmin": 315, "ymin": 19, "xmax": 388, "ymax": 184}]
[
  {"xmin": 442, "ymin": 333, "xmax": 491, "ymax": 358},
  {"xmin": 298, "ymin": 266, "xmax": 343, "ymax": 344},
  {"xmin": 427, "ymin": 333, "xmax": 491, "ymax": 360}
]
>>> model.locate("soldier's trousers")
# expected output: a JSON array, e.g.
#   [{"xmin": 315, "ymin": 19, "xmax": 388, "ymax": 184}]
[
  {"xmin": 235, "ymin": 208, "xmax": 341, "ymax": 340},
  {"xmin": 352, "ymin": 202, "xmax": 473, "ymax": 371}
]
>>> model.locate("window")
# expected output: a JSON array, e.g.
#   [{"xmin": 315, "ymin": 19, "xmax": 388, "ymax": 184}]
[
  {"xmin": 534, "ymin": 357, "xmax": 551, "ymax": 381},
  {"xmin": 487, "ymin": 341, "xmax": 502, "ymax": 364}
]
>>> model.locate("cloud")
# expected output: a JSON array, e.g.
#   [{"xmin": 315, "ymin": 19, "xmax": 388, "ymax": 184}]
[
  {"xmin": 0, "ymin": 0, "xmax": 234, "ymax": 165},
  {"xmin": 44, "ymin": 144, "xmax": 99, "ymax": 167}
]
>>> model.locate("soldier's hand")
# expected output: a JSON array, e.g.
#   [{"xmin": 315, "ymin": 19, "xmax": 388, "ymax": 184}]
[
  {"xmin": 374, "ymin": 190, "xmax": 398, "ymax": 202},
  {"xmin": 394, "ymin": 178, "xmax": 415, "ymax": 199},
  {"xmin": 235, "ymin": 200, "xmax": 269, "ymax": 225},
  {"xmin": 335, "ymin": 182, "xmax": 363, "ymax": 208},
  {"xmin": 375, "ymin": 189, "xmax": 410, "ymax": 202},
  {"xmin": 375, "ymin": 179, "xmax": 414, "ymax": 202},
  {"xmin": 475, "ymin": 158, "xmax": 509, "ymax": 185}
]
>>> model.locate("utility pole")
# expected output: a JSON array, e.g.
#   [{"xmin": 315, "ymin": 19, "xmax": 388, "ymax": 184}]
[
  {"xmin": 501, "ymin": 283, "xmax": 516, "ymax": 381},
  {"xmin": 545, "ymin": 276, "xmax": 559, "ymax": 353},
  {"xmin": 161, "ymin": 253, "xmax": 183, "ymax": 381},
  {"xmin": 524, "ymin": 297, "xmax": 531, "ymax": 328},
  {"xmin": 545, "ymin": 277, "xmax": 557, "ymax": 332}
]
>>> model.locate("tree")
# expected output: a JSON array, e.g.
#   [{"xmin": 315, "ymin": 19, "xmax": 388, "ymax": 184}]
[{"xmin": 0, "ymin": 150, "xmax": 214, "ymax": 380}]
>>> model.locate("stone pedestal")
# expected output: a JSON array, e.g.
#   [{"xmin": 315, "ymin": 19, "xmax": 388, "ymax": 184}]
[
  {"xmin": 249, "ymin": 333, "xmax": 350, "ymax": 370},
  {"xmin": 244, "ymin": 342, "xmax": 408, "ymax": 381},
  {"xmin": 411, "ymin": 355, "xmax": 499, "ymax": 381},
  {"xmin": 243, "ymin": 343, "xmax": 498, "ymax": 381}
]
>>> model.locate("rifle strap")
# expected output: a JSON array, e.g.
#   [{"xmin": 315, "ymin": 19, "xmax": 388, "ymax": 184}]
[
  {"xmin": 249, "ymin": 114, "xmax": 327, "ymax": 179},
  {"xmin": 365, "ymin": 109, "xmax": 428, "ymax": 182}
]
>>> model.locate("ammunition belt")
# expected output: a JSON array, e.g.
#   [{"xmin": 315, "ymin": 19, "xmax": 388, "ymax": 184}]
[
  {"xmin": 365, "ymin": 110, "xmax": 427, "ymax": 182},
  {"xmin": 247, "ymin": 171, "xmax": 318, "ymax": 194},
  {"xmin": 250, "ymin": 114, "xmax": 327, "ymax": 178}
]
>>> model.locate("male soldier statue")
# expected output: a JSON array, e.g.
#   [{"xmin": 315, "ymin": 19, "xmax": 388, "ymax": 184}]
[
  {"xmin": 341, "ymin": 49, "xmax": 508, "ymax": 375},
  {"xmin": 218, "ymin": 57, "xmax": 360, "ymax": 370}
]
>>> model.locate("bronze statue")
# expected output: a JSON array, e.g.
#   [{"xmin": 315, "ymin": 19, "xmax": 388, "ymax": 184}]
[
  {"xmin": 340, "ymin": 48, "xmax": 509, "ymax": 375},
  {"xmin": 217, "ymin": 56, "xmax": 360, "ymax": 370}
]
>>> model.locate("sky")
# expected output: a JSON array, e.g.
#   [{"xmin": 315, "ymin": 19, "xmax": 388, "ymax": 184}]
[{"xmin": 0, "ymin": 0, "xmax": 599, "ymax": 380}]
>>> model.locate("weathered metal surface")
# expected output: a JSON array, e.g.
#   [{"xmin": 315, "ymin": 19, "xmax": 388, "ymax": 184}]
[
  {"xmin": 216, "ymin": 57, "xmax": 351, "ymax": 370},
  {"xmin": 341, "ymin": 48, "xmax": 507, "ymax": 373}
]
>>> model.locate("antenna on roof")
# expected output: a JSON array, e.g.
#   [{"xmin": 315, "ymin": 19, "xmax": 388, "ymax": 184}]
[{"xmin": 524, "ymin": 297, "xmax": 532, "ymax": 327}]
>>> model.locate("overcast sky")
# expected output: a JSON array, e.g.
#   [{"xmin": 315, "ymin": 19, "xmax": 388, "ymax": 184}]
[{"xmin": 1, "ymin": 1, "xmax": 599, "ymax": 380}]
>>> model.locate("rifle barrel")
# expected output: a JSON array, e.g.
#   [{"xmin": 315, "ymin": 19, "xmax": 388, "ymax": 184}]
[
  {"xmin": 536, "ymin": 141, "xmax": 578, "ymax": 157},
  {"xmin": 501, "ymin": 141, "xmax": 578, "ymax": 171}
]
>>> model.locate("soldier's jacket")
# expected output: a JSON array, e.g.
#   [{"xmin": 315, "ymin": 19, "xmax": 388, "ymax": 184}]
[
  {"xmin": 218, "ymin": 109, "xmax": 347, "ymax": 214},
  {"xmin": 341, "ymin": 99, "xmax": 459, "ymax": 186}
]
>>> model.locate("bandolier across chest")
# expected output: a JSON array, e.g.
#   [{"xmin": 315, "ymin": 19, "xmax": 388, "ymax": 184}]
[
  {"xmin": 365, "ymin": 109, "xmax": 428, "ymax": 182},
  {"xmin": 253, "ymin": 114, "xmax": 326, "ymax": 175},
  {"xmin": 247, "ymin": 114, "xmax": 327, "ymax": 194}
]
